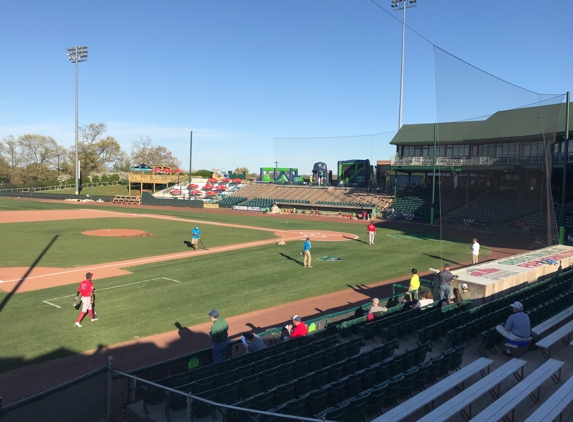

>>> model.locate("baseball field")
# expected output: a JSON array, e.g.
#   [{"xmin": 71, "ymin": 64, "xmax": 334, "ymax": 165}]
[{"xmin": 0, "ymin": 197, "xmax": 484, "ymax": 374}]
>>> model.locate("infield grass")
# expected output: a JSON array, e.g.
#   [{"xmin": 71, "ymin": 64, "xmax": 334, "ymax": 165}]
[{"xmin": 0, "ymin": 198, "xmax": 488, "ymax": 373}]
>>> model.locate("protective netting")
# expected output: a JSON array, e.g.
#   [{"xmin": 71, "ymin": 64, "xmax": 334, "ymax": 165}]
[
  {"xmin": 273, "ymin": 132, "xmax": 396, "ymax": 182},
  {"xmin": 433, "ymin": 46, "xmax": 566, "ymax": 246}
]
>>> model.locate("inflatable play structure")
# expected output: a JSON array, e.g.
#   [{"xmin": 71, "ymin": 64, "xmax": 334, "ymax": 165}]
[
  {"xmin": 311, "ymin": 162, "xmax": 332, "ymax": 186},
  {"xmin": 337, "ymin": 159, "xmax": 371, "ymax": 188},
  {"xmin": 260, "ymin": 167, "xmax": 303, "ymax": 184}
]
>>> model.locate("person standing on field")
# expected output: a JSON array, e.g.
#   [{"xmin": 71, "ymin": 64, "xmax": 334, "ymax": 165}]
[
  {"xmin": 75, "ymin": 272, "xmax": 97, "ymax": 327},
  {"xmin": 367, "ymin": 221, "xmax": 376, "ymax": 245},
  {"xmin": 209, "ymin": 310, "xmax": 228, "ymax": 363},
  {"xmin": 471, "ymin": 238, "xmax": 480, "ymax": 264},
  {"xmin": 302, "ymin": 237, "xmax": 312, "ymax": 268},
  {"xmin": 191, "ymin": 226, "xmax": 201, "ymax": 250}
]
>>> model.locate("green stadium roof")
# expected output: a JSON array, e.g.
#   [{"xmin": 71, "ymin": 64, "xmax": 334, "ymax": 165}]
[{"xmin": 391, "ymin": 102, "xmax": 573, "ymax": 146}]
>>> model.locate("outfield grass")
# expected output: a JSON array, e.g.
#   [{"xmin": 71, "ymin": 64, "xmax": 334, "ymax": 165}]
[{"xmin": 0, "ymin": 198, "xmax": 488, "ymax": 373}]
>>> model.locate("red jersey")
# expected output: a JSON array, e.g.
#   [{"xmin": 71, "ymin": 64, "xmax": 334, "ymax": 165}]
[
  {"xmin": 291, "ymin": 321, "xmax": 308, "ymax": 339},
  {"xmin": 78, "ymin": 279, "xmax": 94, "ymax": 297},
  {"xmin": 367, "ymin": 223, "xmax": 376, "ymax": 233}
]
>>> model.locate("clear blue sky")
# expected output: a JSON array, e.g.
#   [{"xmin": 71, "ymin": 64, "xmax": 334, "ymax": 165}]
[{"xmin": 1, "ymin": 0, "xmax": 571, "ymax": 174}]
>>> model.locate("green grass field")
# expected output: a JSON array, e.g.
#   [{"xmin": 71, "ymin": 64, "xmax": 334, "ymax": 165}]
[{"xmin": 0, "ymin": 198, "xmax": 487, "ymax": 373}]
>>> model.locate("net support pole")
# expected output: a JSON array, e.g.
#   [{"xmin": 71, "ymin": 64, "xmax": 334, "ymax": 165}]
[
  {"xmin": 394, "ymin": 170, "xmax": 397, "ymax": 203},
  {"xmin": 188, "ymin": 131, "xmax": 192, "ymax": 201},
  {"xmin": 430, "ymin": 123, "xmax": 437, "ymax": 225},
  {"xmin": 560, "ymin": 92, "xmax": 570, "ymax": 244},
  {"xmin": 106, "ymin": 356, "xmax": 113, "ymax": 418}
]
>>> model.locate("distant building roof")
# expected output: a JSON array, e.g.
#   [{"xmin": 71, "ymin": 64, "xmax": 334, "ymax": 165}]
[{"xmin": 391, "ymin": 102, "xmax": 572, "ymax": 146}]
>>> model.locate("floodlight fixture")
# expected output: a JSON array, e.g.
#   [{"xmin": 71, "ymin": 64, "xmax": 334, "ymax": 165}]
[{"xmin": 67, "ymin": 45, "xmax": 88, "ymax": 196}]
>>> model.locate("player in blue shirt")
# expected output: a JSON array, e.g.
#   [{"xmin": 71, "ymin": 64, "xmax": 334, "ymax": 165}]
[
  {"xmin": 302, "ymin": 237, "xmax": 312, "ymax": 268},
  {"xmin": 191, "ymin": 226, "xmax": 201, "ymax": 250}
]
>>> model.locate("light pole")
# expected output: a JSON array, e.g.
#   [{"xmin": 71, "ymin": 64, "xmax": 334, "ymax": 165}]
[
  {"xmin": 67, "ymin": 46, "xmax": 88, "ymax": 196},
  {"xmin": 391, "ymin": 0, "xmax": 417, "ymax": 130}
]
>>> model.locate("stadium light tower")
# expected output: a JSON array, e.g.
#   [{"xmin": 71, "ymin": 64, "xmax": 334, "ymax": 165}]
[
  {"xmin": 391, "ymin": 0, "xmax": 417, "ymax": 130},
  {"xmin": 67, "ymin": 46, "xmax": 88, "ymax": 196}
]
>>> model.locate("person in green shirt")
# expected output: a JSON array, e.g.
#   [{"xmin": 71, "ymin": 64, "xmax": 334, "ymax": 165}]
[
  {"xmin": 407, "ymin": 268, "xmax": 421, "ymax": 299},
  {"xmin": 209, "ymin": 309, "xmax": 228, "ymax": 363}
]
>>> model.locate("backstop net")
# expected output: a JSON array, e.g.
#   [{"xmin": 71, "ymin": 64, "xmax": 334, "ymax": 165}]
[
  {"xmin": 273, "ymin": 131, "xmax": 397, "ymax": 186},
  {"xmin": 433, "ymin": 46, "xmax": 566, "ymax": 247}
]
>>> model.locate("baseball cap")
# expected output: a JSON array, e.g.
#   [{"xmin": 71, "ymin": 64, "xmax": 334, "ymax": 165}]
[
  {"xmin": 306, "ymin": 237, "xmax": 310, "ymax": 241},
  {"xmin": 462, "ymin": 283, "xmax": 468, "ymax": 289},
  {"xmin": 292, "ymin": 315, "xmax": 301, "ymax": 322},
  {"xmin": 444, "ymin": 263, "xmax": 451, "ymax": 268},
  {"xmin": 509, "ymin": 301, "xmax": 523, "ymax": 310},
  {"xmin": 209, "ymin": 309, "xmax": 219, "ymax": 318},
  {"xmin": 195, "ymin": 226, "xmax": 199, "ymax": 229},
  {"xmin": 86, "ymin": 272, "xmax": 94, "ymax": 278}
]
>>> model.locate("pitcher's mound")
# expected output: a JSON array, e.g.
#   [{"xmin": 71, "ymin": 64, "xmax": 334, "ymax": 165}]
[{"xmin": 82, "ymin": 229, "xmax": 154, "ymax": 237}]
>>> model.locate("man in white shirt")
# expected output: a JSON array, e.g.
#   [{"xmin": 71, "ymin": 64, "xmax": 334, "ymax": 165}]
[{"xmin": 471, "ymin": 238, "xmax": 480, "ymax": 264}]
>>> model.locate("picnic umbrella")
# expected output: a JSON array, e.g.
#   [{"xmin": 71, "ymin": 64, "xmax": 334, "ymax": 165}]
[
  {"xmin": 152, "ymin": 168, "xmax": 164, "ymax": 173},
  {"xmin": 206, "ymin": 191, "xmax": 218, "ymax": 196},
  {"xmin": 170, "ymin": 189, "xmax": 182, "ymax": 195},
  {"xmin": 216, "ymin": 185, "xmax": 227, "ymax": 191},
  {"xmin": 208, "ymin": 177, "xmax": 218, "ymax": 183},
  {"xmin": 173, "ymin": 168, "xmax": 184, "ymax": 173},
  {"xmin": 220, "ymin": 177, "xmax": 230, "ymax": 183},
  {"xmin": 191, "ymin": 190, "xmax": 202, "ymax": 195},
  {"xmin": 232, "ymin": 178, "xmax": 242, "ymax": 183},
  {"xmin": 203, "ymin": 184, "xmax": 214, "ymax": 190},
  {"xmin": 188, "ymin": 183, "xmax": 199, "ymax": 189}
]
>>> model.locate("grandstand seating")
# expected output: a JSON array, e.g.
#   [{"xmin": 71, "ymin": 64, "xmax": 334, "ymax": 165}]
[
  {"xmin": 218, "ymin": 183, "xmax": 389, "ymax": 212},
  {"xmin": 127, "ymin": 265, "xmax": 573, "ymax": 422}
]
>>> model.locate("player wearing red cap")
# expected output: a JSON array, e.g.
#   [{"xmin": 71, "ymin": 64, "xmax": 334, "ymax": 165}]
[{"xmin": 74, "ymin": 272, "xmax": 97, "ymax": 327}]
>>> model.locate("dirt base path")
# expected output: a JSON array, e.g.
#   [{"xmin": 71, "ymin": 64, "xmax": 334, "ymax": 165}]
[
  {"xmin": 0, "ymin": 246, "xmax": 526, "ymax": 406},
  {"xmin": 0, "ymin": 209, "xmax": 357, "ymax": 292},
  {"xmin": 0, "ymin": 202, "xmax": 530, "ymax": 406}
]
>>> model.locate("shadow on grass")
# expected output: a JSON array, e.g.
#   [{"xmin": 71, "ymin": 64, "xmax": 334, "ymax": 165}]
[
  {"xmin": 279, "ymin": 252, "xmax": 304, "ymax": 266},
  {"xmin": 343, "ymin": 236, "xmax": 368, "ymax": 244},
  {"xmin": 0, "ymin": 235, "xmax": 59, "ymax": 314},
  {"xmin": 423, "ymin": 253, "xmax": 460, "ymax": 265}
]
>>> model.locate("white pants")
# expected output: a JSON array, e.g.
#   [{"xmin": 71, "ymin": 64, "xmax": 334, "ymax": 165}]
[
  {"xmin": 81, "ymin": 296, "xmax": 93, "ymax": 312},
  {"xmin": 369, "ymin": 232, "xmax": 375, "ymax": 244}
]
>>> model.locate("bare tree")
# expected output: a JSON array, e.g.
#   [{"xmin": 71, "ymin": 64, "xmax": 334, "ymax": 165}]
[
  {"xmin": 130, "ymin": 136, "xmax": 181, "ymax": 168},
  {"xmin": 79, "ymin": 123, "xmax": 106, "ymax": 146},
  {"xmin": 18, "ymin": 134, "xmax": 58, "ymax": 182},
  {"xmin": 234, "ymin": 166, "xmax": 249, "ymax": 175},
  {"xmin": 75, "ymin": 124, "xmax": 125, "ymax": 173}
]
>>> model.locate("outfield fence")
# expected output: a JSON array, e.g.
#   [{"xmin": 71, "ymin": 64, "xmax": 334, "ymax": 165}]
[{"xmin": 0, "ymin": 181, "xmax": 123, "ymax": 193}]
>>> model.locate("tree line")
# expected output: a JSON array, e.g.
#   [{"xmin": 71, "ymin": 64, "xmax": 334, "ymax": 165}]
[{"xmin": 0, "ymin": 123, "xmax": 181, "ymax": 187}]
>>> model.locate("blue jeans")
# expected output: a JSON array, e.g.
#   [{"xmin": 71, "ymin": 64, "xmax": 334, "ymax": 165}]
[
  {"xmin": 438, "ymin": 284, "xmax": 451, "ymax": 302},
  {"xmin": 212, "ymin": 340, "xmax": 227, "ymax": 363}
]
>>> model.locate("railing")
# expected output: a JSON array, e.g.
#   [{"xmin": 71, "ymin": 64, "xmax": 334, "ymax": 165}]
[
  {"xmin": 129, "ymin": 174, "xmax": 182, "ymax": 182},
  {"xmin": 390, "ymin": 155, "xmax": 556, "ymax": 167}
]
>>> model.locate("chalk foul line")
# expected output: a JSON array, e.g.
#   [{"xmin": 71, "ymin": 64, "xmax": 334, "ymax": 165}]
[{"xmin": 42, "ymin": 277, "xmax": 180, "ymax": 308}]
